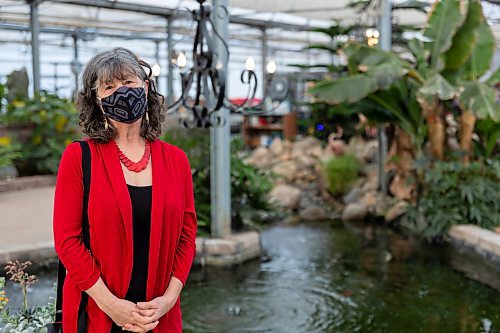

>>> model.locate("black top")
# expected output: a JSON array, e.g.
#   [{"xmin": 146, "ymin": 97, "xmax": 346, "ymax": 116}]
[{"xmin": 110, "ymin": 184, "xmax": 152, "ymax": 333}]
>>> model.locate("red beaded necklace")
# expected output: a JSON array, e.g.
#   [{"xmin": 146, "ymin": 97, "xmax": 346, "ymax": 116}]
[{"xmin": 115, "ymin": 140, "xmax": 151, "ymax": 172}]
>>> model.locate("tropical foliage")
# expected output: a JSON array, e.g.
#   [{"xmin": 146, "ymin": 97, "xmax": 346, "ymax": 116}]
[
  {"xmin": 309, "ymin": 0, "xmax": 499, "ymax": 162},
  {"xmin": 0, "ymin": 89, "xmax": 80, "ymax": 175},
  {"xmin": 406, "ymin": 158, "xmax": 500, "ymax": 240}
]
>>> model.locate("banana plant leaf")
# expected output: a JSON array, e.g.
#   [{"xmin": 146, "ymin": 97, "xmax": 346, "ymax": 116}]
[
  {"xmin": 463, "ymin": 16, "xmax": 496, "ymax": 80},
  {"xmin": 423, "ymin": 0, "xmax": 465, "ymax": 72},
  {"xmin": 418, "ymin": 73, "xmax": 458, "ymax": 101},
  {"xmin": 444, "ymin": 0, "xmax": 483, "ymax": 71},
  {"xmin": 309, "ymin": 63, "xmax": 408, "ymax": 104},
  {"xmin": 460, "ymin": 81, "xmax": 499, "ymax": 121},
  {"xmin": 287, "ymin": 63, "xmax": 347, "ymax": 73},
  {"xmin": 343, "ymin": 43, "xmax": 408, "ymax": 70}
]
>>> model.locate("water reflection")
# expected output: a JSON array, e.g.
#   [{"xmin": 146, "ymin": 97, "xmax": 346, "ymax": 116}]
[
  {"xmin": 183, "ymin": 221, "xmax": 500, "ymax": 333},
  {"xmin": 3, "ymin": 221, "xmax": 499, "ymax": 332}
]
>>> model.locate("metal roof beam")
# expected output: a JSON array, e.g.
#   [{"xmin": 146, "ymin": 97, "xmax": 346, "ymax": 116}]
[{"xmin": 47, "ymin": 0, "xmax": 321, "ymax": 31}]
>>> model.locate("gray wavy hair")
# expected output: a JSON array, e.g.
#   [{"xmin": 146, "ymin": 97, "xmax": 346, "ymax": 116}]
[{"xmin": 75, "ymin": 47, "xmax": 166, "ymax": 143}]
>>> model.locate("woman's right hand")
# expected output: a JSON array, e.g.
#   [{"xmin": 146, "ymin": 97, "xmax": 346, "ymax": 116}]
[{"xmin": 100, "ymin": 297, "xmax": 159, "ymax": 331}]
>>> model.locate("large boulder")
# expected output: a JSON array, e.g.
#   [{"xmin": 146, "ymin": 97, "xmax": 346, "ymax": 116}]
[
  {"xmin": 299, "ymin": 205, "xmax": 328, "ymax": 221},
  {"xmin": 244, "ymin": 146, "xmax": 275, "ymax": 169},
  {"xmin": 272, "ymin": 160, "xmax": 299, "ymax": 182},
  {"xmin": 269, "ymin": 137, "xmax": 285, "ymax": 156},
  {"xmin": 389, "ymin": 174, "xmax": 414, "ymax": 200},
  {"xmin": 342, "ymin": 203, "xmax": 368, "ymax": 221},
  {"xmin": 385, "ymin": 201, "xmax": 408, "ymax": 222},
  {"xmin": 269, "ymin": 184, "xmax": 302, "ymax": 210}
]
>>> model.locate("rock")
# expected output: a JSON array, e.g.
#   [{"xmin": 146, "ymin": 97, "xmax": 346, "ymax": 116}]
[
  {"xmin": 269, "ymin": 137, "xmax": 285, "ymax": 156},
  {"xmin": 362, "ymin": 191, "xmax": 377, "ymax": 207},
  {"xmin": 0, "ymin": 165, "xmax": 18, "ymax": 181},
  {"xmin": 342, "ymin": 203, "xmax": 368, "ymax": 221},
  {"xmin": 496, "ymin": 227, "xmax": 500, "ymax": 235},
  {"xmin": 272, "ymin": 160, "xmax": 299, "ymax": 182},
  {"xmin": 299, "ymin": 205, "xmax": 328, "ymax": 221},
  {"xmin": 373, "ymin": 194, "xmax": 391, "ymax": 217},
  {"xmin": 389, "ymin": 174, "xmax": 414, "ymax": 200},
  {"xmin": 296, "ymin": 154, "xmax": 316, "ymax": 169},
  {"xmin": 269, "ymin": 184, "xmax": 301, "ymax": 210},
  {"xmin": 361, "ymin": 140, "xmax": 378, "ymax": 162},
  {"xmin": 315, "ymin": 164, "xmax": 329, "ymax": 194},
  {"xmin": 329, "ymin": 140, "xmax": 346, "ymax": 156},
  {"xmin": 343, "ymin": 187, "xmax": 362, "ymax": 205},
  {"xmin": 362, "ymin": 171, "xmax": 379, "ymax": 192},
  {"xmin": 308, "ymin": 145, "xmax": 324, "ymax": 159},
  {"xmin": 283, "ymin": 214, "xmax": 301, "ymax": 225},
  {"xmin": 244, "ymin": 147, "xmax": 275, "ymax": 169},
  {"xmin": 347, "ymin": 136, "xmax": 365, "ymax": 160},
  {"xmin": 294, "ymin": 136, "xmax": 322, "ymax": 151},
  {"xmin": 385, "ymin": 201, "xmax": 408, "ymax": 222}
]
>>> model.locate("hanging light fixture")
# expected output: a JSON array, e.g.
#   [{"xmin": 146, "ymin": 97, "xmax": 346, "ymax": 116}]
[{"xmin": 167, "ymin": 0, "xmax": 282, "ymax": 128}]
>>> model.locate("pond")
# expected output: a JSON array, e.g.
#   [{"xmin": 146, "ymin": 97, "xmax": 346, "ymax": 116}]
[{"xmin": 3, "ymin": 221, "xmax": 500, "ymax": 333}]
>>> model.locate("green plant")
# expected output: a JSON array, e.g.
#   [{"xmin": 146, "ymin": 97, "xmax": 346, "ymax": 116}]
[
  {"xmin": 322, "ymin": 153, "xmax": 362, "ymax": 196},
  {"xmin": 1, "ymin": 261, "xmax": 55, "ymax": 333},
  {"xmin": 0, "ymin": 137, "xmax": 21, "ymax": 170},
  {"xmin": 0, "ymin": 92, "xmax": 80, "ymax": 175},
  {"xmin": 161, "ymin": 129, "xmax": 276, "ymax": 234},
  {"xmin": 310, "ymin": 0, "xmax": 499, "ymax": 162},
  {"xmin": 406, "ymin": 158, "xmax": 500, "ymax": 240}
]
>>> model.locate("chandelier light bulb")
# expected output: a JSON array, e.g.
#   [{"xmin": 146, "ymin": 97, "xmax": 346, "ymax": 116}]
[
  {"xmin": 245, "ymin": 56, "xmax": 255, "ymax": 71},
  {"xmin": 152, "ymin": 63, "xmax": 161, "ymax": 77},
  {"xmin": 266, "ymin": 59, "xmax": 277, "ymax": 74},
  {"xmin": 177, "ymin": 52, "xmax": 187, "ymax": 68}
]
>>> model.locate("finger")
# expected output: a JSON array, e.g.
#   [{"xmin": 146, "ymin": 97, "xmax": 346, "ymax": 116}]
[
  {"xmin": 136, "ymin": 308, "xmax": 156, "ymax": 317},
  {"xmin": 142, "ymin": 320, "xmax": 160, "ymax": 331},
  {"xmin": 122, "ymin": 323, "xmax": 143, "ymax": 332},
  {"xmin": 131, "ymin": 311, "xmax": 154, "ymax": 325},
  {"xmin": 136, "ymin": 301, "xmax": 158, "ymax": 309}
]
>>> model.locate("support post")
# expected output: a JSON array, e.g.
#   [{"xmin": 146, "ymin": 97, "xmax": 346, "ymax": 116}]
[
  {"xmin": 210, "ymin": 0, "xmax": 231, "ymax": 238},
  {"xmin": 29, "ymin": 0, "xmax": 41, "ymax": 94},
  {"xmin": 261, "ymin": 28, "xmax": 267, "ymax": 98},
  {"xmin": 377, "ymin": 0, "xmax": 391, "ymax": 194},
  {"xmin": 167, "ymin": 19, "xmax": 174, "ymax": 106}
]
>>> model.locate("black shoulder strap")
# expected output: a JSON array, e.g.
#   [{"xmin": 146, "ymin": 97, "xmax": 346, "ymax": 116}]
[
  {"xmin": 53, "ymin": 140, "xmax": 91, "ymax": 329},
  {"xmin": 79, "ymin": 140, "xmax": 91, "ymax": 250}
]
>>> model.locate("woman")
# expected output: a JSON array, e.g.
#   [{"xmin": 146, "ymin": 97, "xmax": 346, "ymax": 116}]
[{"xmin": 53, "ymin": 47, "xmax": 197, "ymax": 333}]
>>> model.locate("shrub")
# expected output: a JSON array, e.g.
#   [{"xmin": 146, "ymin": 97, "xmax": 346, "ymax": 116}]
[
  {"xmin": 161, "ymin": 128, "xmax": 275, "ymax": 234},
  {"xmin": 0, "ymin": 92, "xmax": 80, "ymax": 175},
  {"xmin": 406, "ymin": 159, "xmax": 500, "ymax": 240},
  {"xmin": 1, "ymin": 261, "xmax": 55, "ymax": 333},
  {"xmin": 322, "ymin": 153, "xmax": 361, "ymax": 196}
]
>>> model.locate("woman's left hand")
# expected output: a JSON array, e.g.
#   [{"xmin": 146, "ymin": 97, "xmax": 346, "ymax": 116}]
[{"xmin": 123, "ymin": 295, "xmax": 176, "ymax": 332}]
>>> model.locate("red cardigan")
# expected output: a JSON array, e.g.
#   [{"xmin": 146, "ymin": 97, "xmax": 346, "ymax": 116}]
[{"xmin": 52, "ymin": 137, "xmax": 197, "ymax": 333}]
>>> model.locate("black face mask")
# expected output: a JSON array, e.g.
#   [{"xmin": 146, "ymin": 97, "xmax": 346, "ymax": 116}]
[{"xmin": 98, "ymin": 85, "xmax": 147, "ymax": 124}]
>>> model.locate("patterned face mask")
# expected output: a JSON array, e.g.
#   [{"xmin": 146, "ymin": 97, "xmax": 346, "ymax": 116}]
[{"xmin": 98, "ymin": 85, "xmax": 147, "ymax": 124}]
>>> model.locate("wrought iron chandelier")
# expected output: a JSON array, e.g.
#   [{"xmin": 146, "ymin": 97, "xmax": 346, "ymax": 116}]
[{"xmin": 166, "ymin": 0, "xmax": 283, "ymax": 128}]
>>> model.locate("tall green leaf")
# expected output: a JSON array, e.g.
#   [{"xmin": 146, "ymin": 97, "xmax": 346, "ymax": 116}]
[
  {"xmin": 309, "ymin": 64, "xmax": 408, "ymax": 104},
  {"xmin": 463, "ymin": 16, "xmax": 495, "ymax": 80},
  {"xmin": 423, "ymin": 0, "xmax": 464, "ymax": 71},
  {"xmin": 460, "ymin": 81, "xmax": 499, "ymax": 121},
  {"xmin": 444, "ymin": 0, "xmax": 482, "ymax": 70},
  {"xmin": 418, "ymin": 74, "xmax": 458, "ymax": 101}
]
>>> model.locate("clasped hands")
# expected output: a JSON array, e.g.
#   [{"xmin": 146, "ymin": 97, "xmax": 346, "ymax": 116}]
[{"xmin": 106, "ymin": 294, "xmax": 175, "ymax": 332}]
